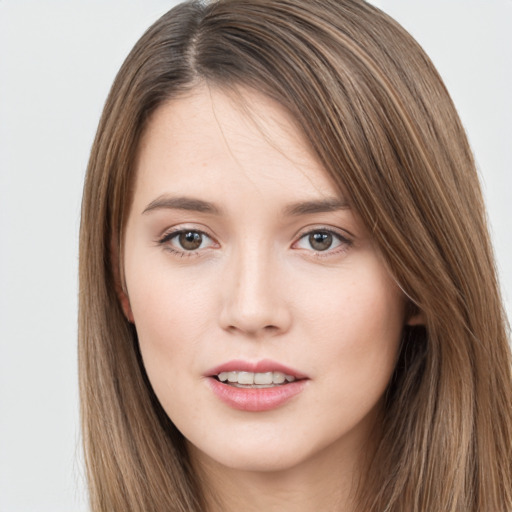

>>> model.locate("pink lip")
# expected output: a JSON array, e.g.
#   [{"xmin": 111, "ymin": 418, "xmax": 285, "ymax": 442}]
[
  {"xmin": 205, "ymin": 359, "xmax": 308, "ymax": 379},
  {"xmin": 204, "ymin": 359, "xmax": 308, "ymax": 412}
]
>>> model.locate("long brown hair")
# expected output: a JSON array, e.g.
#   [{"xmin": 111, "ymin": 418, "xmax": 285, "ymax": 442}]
[{"xmin": 79, "ymin": 1, "xmax": 512, "ymax": 510}]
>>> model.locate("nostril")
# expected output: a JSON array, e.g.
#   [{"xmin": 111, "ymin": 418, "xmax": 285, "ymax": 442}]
[{"xmin": 225, "ymin": 323, "xmax": 280, "ymax": 336}]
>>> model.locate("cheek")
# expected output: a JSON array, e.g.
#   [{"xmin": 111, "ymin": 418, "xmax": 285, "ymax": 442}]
[
  {"xmin": 301, "ymin": 259, "xmax": 404, "ymax": 392},
  {"xmin": 303, "ymin": 264, "xmax": 403, "ymax": 336},
  {"xmin": 125, "ymin": 274, "xmax": 214, "ymax": 430},
  {"xmin": 124, "ymin": 255, "xmax": 218, "ymax": 378}
]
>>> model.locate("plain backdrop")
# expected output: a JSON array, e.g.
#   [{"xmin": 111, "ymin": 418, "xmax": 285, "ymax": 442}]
[{"xmin": 0, "ymin": 1, "xmax": 510, "ymax": 511}]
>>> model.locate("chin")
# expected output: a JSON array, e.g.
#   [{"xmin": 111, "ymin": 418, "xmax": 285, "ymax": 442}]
[{"xmin": 188, "ymin": 435, "xmax": 314, "ymax": 474}]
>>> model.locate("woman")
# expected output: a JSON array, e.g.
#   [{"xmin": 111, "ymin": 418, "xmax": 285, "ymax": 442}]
[{"xmin": 79, "ymin": 0, "xmax": 512, "ymax": 510}]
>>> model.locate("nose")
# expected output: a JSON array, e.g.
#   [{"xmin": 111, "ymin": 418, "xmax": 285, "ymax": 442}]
[{"xmin": 219, "ymin": 243, "xmax": 292, "ymax": 337}]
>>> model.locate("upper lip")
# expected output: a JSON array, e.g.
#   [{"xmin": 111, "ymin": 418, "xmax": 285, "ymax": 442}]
[{"xmin": 205, "ymin": 359, "xmax": 308, "ymax": 379}]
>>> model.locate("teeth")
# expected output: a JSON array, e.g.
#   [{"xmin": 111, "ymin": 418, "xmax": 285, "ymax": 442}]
[
  {"xmin": 254, "ymin": 372, "xmax": 273, "ymax": 385},
  {"xmin": 216, "ymin": 371, "xmax": 296, "ymax": 385},
  {"xmin": 273, "ymin": 371, "xmax": 286, "ymax": 384},
  {"xmin": 238, "ymin": 372, "xmax": 254, "ymax": 385}
]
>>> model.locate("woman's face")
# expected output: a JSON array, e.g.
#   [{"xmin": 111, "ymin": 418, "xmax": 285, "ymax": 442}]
[{"xmin": 123, "ymin": 86, "xmax": 406, "ymax": 474}]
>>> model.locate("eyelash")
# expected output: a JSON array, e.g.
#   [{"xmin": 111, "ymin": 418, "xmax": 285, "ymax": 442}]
[
  {"xmin": 157, "ymin": 226, "xmax": 353, "ymax": 258},
  {"xmin": 157, "ymin": 228, "xmax": 216, "ymax": 257},
  {"xmin": 293, "ymin": 228, "xmax": 353, "ymax": 258}
]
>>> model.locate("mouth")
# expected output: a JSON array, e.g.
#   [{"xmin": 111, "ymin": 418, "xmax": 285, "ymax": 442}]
[
  {"xmin": 205, "ymin": 360, "xmax": 308, "ymax": 411},
  {"xmin": 213, "ymin": 370, "xmax": 297, "ymax": 388}
]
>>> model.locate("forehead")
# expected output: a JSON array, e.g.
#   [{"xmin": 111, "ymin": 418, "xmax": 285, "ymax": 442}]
[{"xmin": 132, "ymin": 85, "xmax": 344, "ymax": 210}]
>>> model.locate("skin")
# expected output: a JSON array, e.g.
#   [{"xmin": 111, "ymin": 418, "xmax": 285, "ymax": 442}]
[{"xmin": 122, "ymin": 85, "xmax": 411, "ymax": 511}]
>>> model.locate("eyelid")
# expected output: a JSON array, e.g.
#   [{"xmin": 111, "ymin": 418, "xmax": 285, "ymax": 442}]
[
  {"xmin": 157, "ymin": 223, "xmax": 216, "ymax": 242},
  {"xmin": 156, "ymin": 225, "xmax": 219, "ymax": 255},
  {"xmin": 292, "ymin": 226, "xmax": 353, "ymax": 254},
  {"xmin": 293, "ymin": 224, "xmax": 353, "ymax": 242},
  {"xmin": 155, "ymin": 224, "xmax": 353, "ymax": 258}
]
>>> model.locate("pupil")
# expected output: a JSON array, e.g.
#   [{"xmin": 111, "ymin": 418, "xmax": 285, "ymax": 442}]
[
  {"xmin": 179, "ymin": 231, "xmax": 202, "ymax": 250},
  {"xmin": 309, "ymin": 232, "xmax": 332, "ymax": 251}
]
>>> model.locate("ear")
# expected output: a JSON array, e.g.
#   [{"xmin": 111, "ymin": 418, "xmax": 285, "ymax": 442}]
[
  {"xmin": 111, "ymin": 238, "xmax": 135, "ymax": 324},
  {"xmin": 115, "ymin": 280, "xmax": 135, "ymax": 323},
  {"xmin": 405, "ymin": 301, "xmax": 426, "ymax": 327}
]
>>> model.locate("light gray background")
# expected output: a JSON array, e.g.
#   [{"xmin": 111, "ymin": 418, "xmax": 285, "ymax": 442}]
[{"xmin": 0, "ymin": 1, "xmax": 510, "ymax": 511}]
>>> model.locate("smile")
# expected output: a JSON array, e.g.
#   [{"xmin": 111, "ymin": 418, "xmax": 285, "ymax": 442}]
[
  {"xmin": 216, "ymin": 371, "xmax": 296, "ymax": 387},
  {"xmin": 206, "ymin": 360, "xmax": 308, "ymax": 412}
]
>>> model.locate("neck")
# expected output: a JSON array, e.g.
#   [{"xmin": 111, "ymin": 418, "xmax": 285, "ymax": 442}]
[{"xmin": 189, "ymin": 434, "xmax": 374, "ymax": 512}]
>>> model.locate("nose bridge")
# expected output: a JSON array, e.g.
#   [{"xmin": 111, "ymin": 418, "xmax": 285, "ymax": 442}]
[{"xmin": 220, "ymin": 235, "xmax": 290, "ymax": 336}]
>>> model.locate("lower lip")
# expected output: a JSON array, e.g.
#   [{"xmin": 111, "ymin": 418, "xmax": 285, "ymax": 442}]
[{"xmin": 207, "ymin": 378, "xmax": 307, "ymax": 412}]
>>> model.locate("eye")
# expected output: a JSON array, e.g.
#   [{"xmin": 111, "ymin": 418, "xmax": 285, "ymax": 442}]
[
  {"xmin": 176, "ymin": 231, "xmax": 206, "ymax": 251},
  {"xmin": 159, "ymin": 229, "xmax": 215, "ymax": 254},
  {"xmin": 294, "ymin": 229, "xmax": 350, "ymax": 253},
  {"xmin": 307, "ymin": 231, "xmax": 335, "ymax": 251}
]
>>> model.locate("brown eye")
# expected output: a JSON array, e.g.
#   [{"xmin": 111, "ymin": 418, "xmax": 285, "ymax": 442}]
[
  {"xmin": 159, "ymin": 228, "xmax": 215, "ymax": 255},
  {"xmin": 294, "ymin": 228, "xmax": 350, "ymax": 254},
  {"xmin": 178, "ymin": 231, "xmax": 204, "ymax": 250},
  {"xmin": 308, "ymin": 232, "xmax": 333, "ymax": 251}
]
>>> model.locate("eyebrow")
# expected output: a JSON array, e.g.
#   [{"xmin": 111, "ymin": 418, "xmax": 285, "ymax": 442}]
[
  {"xmin": 283, "ymin": 198, "xmax": 351, "ymax": 216},
  {"xmin": 142, "ymin": 195, "xmax": 350, "ymax": 217},
  {"xmin": 142, "ymin": 195, "xmax": 222, "ymax": 215}
]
